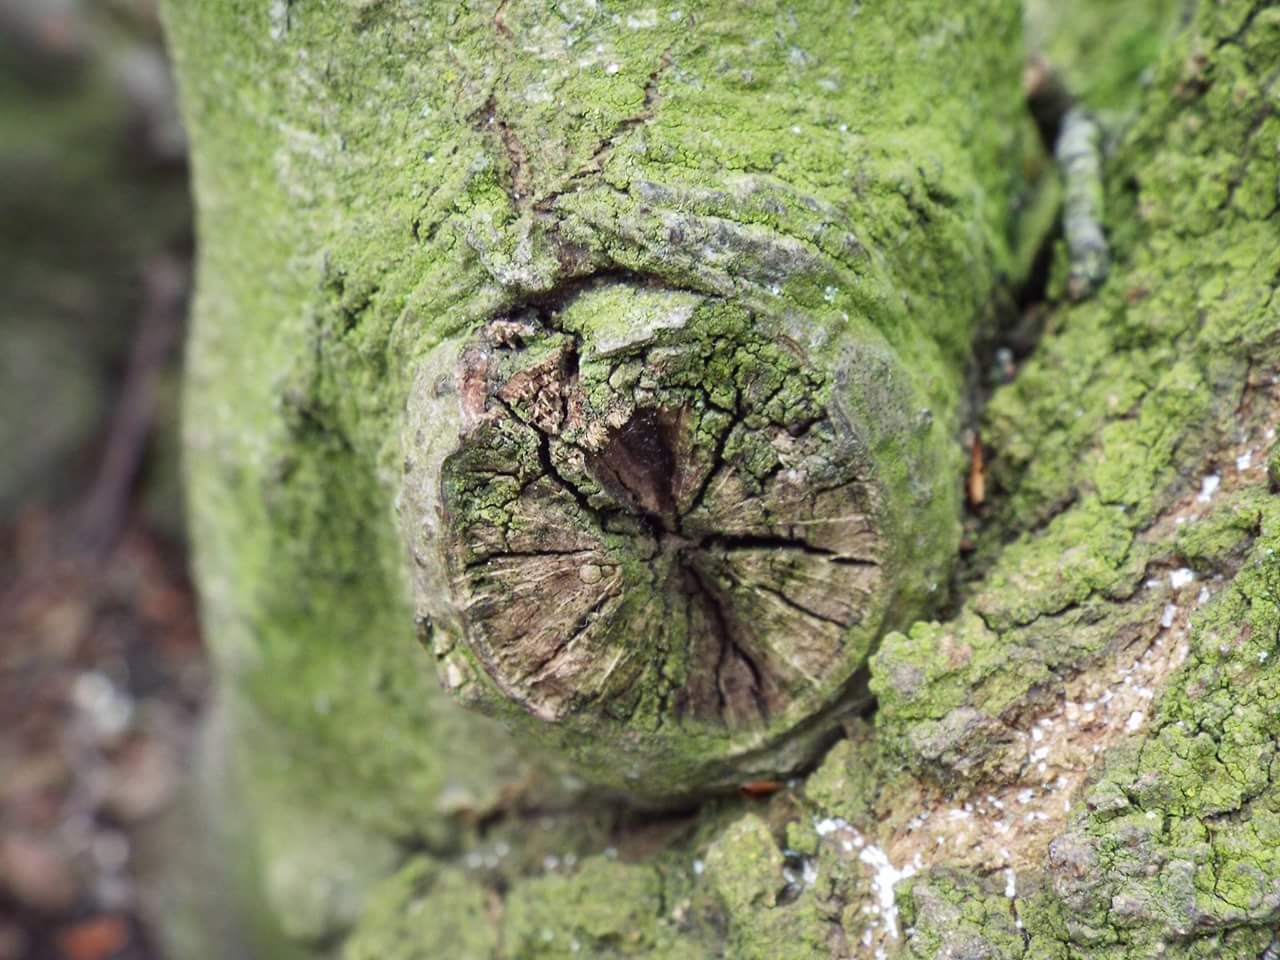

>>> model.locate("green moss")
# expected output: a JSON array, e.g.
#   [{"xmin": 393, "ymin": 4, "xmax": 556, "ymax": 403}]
[
  {"xmin": 868, "ymin": 8, "xmax": 1280, "ymax": 950},
  {"xmin": 343, "ymin": 860, "xmax": 498, "ymax": 960},
  {"xmin": 1052, "ymin": 510, "xmax": 1280, "ymax": 949},
  {"xmin": 502, "ymin": 856, "xmax": 699, "ymax": 960},
  {"xmin": 1175, "ymin": 492, "xmax": 1265, "ymax": 571},
  {"xmin": 899, "ymin": 869, "xmax": 1027, "ymax": 959},
  {"xmin": 701, "ymin": 815, "xmax": 833, "ymax": 960},
  {"xmin": 801, "ymin": 736, "xmax": 879, "ymax": 826}
]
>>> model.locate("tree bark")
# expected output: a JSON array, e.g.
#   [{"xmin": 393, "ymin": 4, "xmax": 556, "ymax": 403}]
[{"xmin": 161, "ymin": 0, "xmax": 1280, "ymax": 957}]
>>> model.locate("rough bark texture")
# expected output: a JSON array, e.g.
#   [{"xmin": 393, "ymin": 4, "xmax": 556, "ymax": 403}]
[{"xmin": 162, "ymin": 0, "xmax": 1280, "ymax": 957}]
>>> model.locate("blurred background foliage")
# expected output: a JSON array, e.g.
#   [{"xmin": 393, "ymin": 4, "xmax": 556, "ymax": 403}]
[
  {"xmin": 1, "ymin": 3, "xmax": 204, "ymax": 959},
  {"xmin": 1, "ymin": 0, "xmax": 187, "ymax": 522}
]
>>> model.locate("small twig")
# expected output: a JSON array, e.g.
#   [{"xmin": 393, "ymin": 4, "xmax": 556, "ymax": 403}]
[
  {"xmin": 74, "ymin": 255, "xmax": 187, "ymax": 557},
  {"xmin": 1056, "ymin": 107, "xmax": 1110, "ymax": 301}
]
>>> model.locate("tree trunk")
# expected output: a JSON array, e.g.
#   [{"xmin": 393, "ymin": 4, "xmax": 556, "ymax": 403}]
[{"xmin": 160, "ymin": 0, "xmax": 1280, "ymax": 957}]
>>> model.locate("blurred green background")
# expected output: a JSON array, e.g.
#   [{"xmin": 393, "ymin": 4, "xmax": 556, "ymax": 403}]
[{"xmin": 1, "ymin": 3, "xmax": 204, "ymax": 959}]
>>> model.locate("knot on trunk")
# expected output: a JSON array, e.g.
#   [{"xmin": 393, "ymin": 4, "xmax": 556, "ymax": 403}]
[{"xmin": 401, "ymin": 278, "xmax": 954, "ymax": 797}]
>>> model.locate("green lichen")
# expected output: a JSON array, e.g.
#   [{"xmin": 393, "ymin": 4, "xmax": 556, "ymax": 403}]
[
  {"xmin": 898, "ymin": 870, "xmax": 1026, "ymax": 959},
  {"xmin": 874, "ymin": 3, "xmax": 1280, "ymax": 955},
  {"xmin": 800, "ymin": 735, "xmax": 880, "ymax": 826},
  {"xmin": 1175, "ymin": 492, "xmax": 1266, "ymax": 571},
  {"xmin": 701, "ymin": 815, "xmax": 837, "ymax": 960},
  {"xmin": 1046, "ymin": 519, "xmax": 1280, "ymax": 955},
  {"xmin": 503, "ymin": 856, "xmax": 699, "ymax": 959},
  {"xmin": 343, "ymin": 860, "xmax": 498, "ymax": 960}
]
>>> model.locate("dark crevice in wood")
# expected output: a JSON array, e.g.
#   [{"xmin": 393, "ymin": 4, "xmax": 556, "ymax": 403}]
[
  {"xmin": 748, "ymin": 580, "xmax": 848, "ymax": 629},
  {"xmin": 463, "ymin": 548, "xmax": 594, "ymax": 571},
  {"xmin": 685, "ymin": 565, "xmax": 768, "ymax": 725},
  {"xmin": 702, "ymin": 534, "xmax": 879, "ymax": 567},
  {"xmin": 586, "ymin": 408, "xmax": 678, "ymax": 520}
]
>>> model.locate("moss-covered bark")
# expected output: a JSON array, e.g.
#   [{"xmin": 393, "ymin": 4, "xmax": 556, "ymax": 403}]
[{"xmin": 163, "ymin": 0, "xmax": 1280, "ymax": 956}]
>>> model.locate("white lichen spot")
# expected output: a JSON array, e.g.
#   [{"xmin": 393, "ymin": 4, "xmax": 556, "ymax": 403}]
[
  {"xmin": 268, "ymin": 0, "xmax": 290, "ymax": 41},
  {"xmin": 814, "ymin": 816, "xmax": 849, "ymax": 836},
  {"xmin": 1126, "ymin": 710, "xmax": 1145, "ymax": 733},
  {"xmin": 444, "ymin": 661, "xmax": 467, "ymax": 690},
  {"xmin": 1237, "ymin": 451, "xmax": 1253, "ymax": 471},
  {"xmin": 692, "ymin": 858, "xmax": 704, "ymax": 876},
  {"xmin": 604, "ymin": 62, "xmax": 621, "ymax": 75},
  {"xmin": 624, "ymin": 9, "xmax": 658, "ymax": 28},
  {"xmin": 1170, "ymin": 568, "xmax": 1196, "ymax": 589},
  {"xmin": 1161, "ymin": 604, "xmax": 1178, "ymax": 629},
  {"xmin": 1004, "ymin": 868, "xmax": 1017, "ymax": 899},
  {"xmin": 802, "ymin": 858, "xmax": 818, "ymax": 887},
  {"xmin": 859, "ymin": 844, "xmax": 916, "ymax": 940},
  {"xmin": 1196, "ymin": 473, "xmax": 1221, "ymax": 503}
]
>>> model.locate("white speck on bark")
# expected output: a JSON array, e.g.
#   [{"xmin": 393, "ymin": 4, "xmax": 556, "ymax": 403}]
[{"xmin": 1196, "ymin": 473, "xmax": 1220, "ymax": 503}]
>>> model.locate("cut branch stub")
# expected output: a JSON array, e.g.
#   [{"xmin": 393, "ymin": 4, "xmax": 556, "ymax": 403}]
[{"xmin": 401, "ymin": 280, "xmax": 958, "ymax": 797}]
